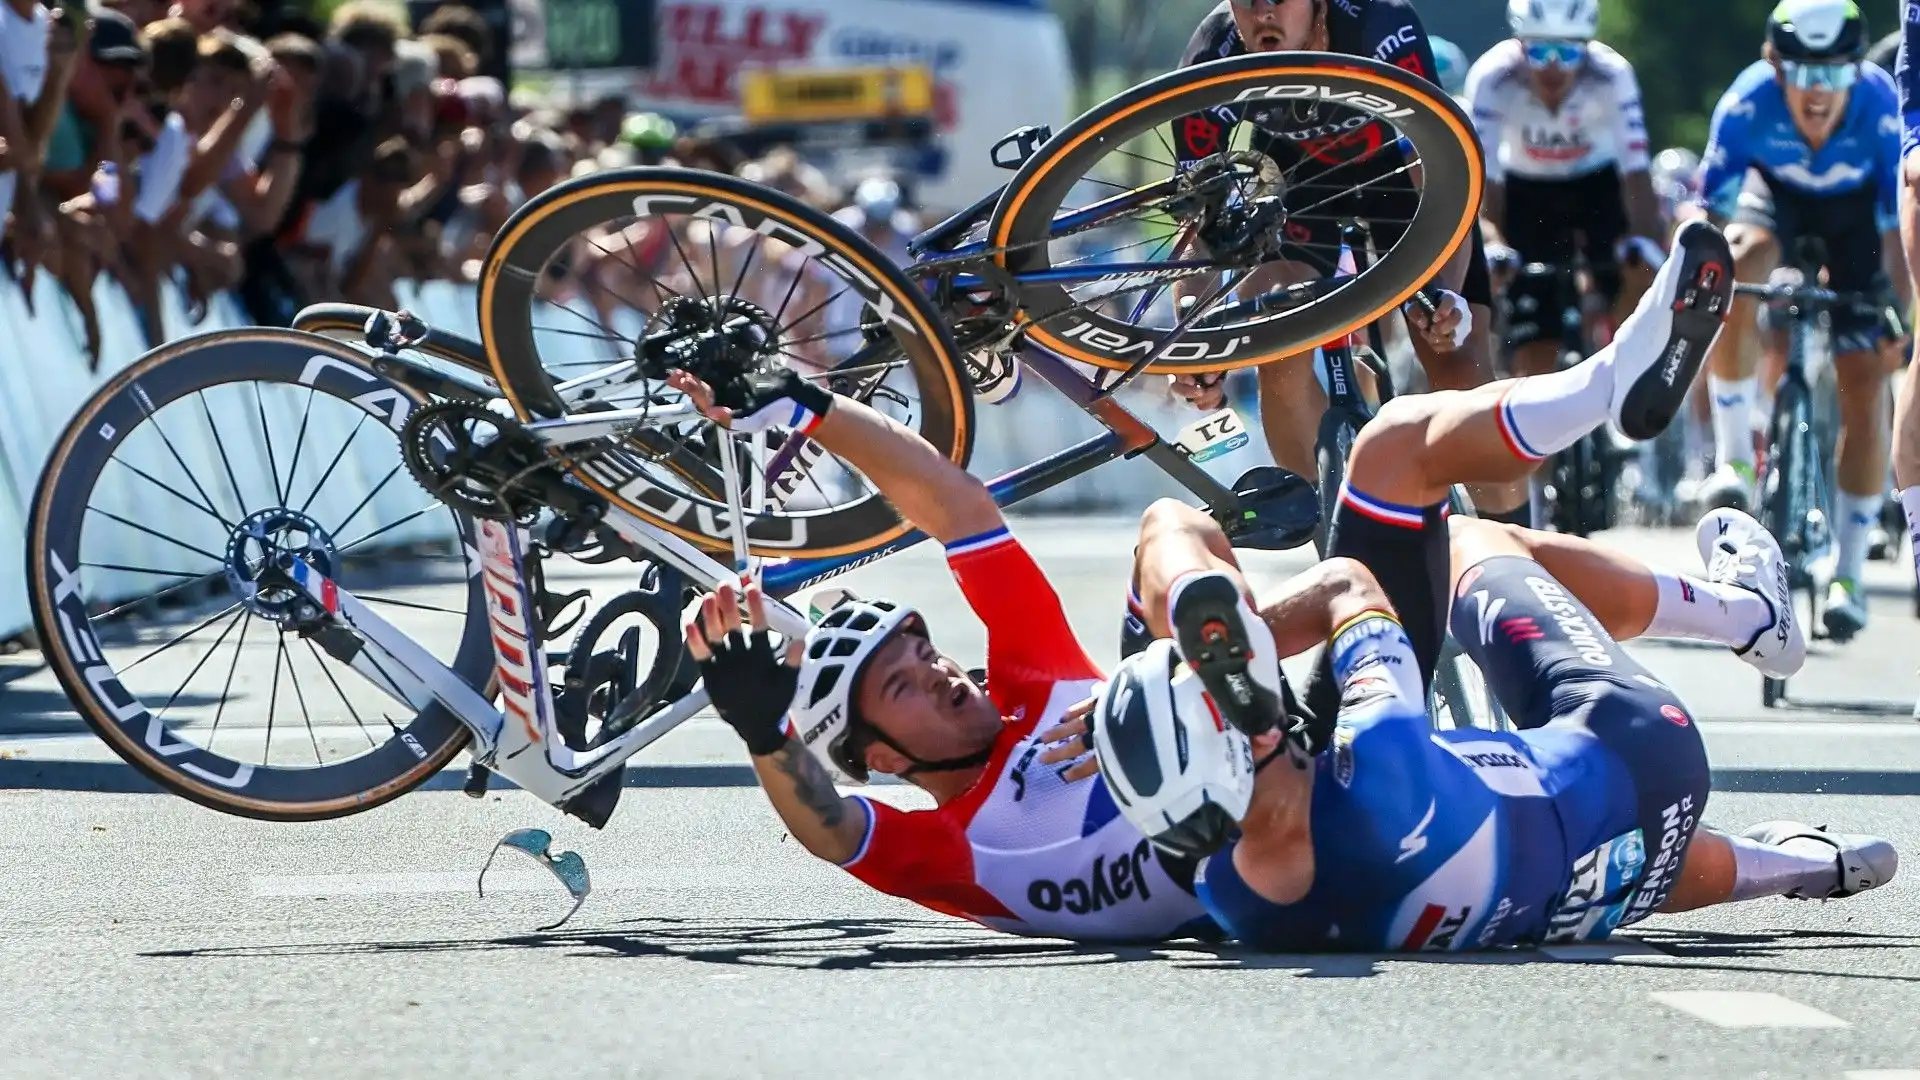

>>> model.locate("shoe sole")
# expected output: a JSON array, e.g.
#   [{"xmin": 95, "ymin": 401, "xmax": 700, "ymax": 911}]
[
  {"xmin": 1618, "ymin": 222, "xmax": 1733, "ymax": 441},
  {"xmin": 1170, "ymin": 575, "xmax": 1278, "ymax": 737},
  {"xmin": 1822, "ymin": 606, "xmax": 1864, "ymax": 644}
]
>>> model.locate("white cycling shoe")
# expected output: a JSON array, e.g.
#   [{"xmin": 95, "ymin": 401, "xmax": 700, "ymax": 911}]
[
  {"xmin": 1608, "ymin": 220, "xmax": 1733, "ymax": 441},
  {"xmin": 1696, "ymin": 461, "xmax": 1756, "ymax": 514},
  {"xmin": 1741, "ymin": 821, "xmax": 1899, "ymax": 899},
  {"xmin": 1697, "ymin": 507, "xmax": 1805, "ymax": 679}
]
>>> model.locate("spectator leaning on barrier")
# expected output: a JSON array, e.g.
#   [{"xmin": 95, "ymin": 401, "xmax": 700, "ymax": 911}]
[
  {"xmin": 282, "ymin": 133, "xmax": 412, "ymax": 306},
  {"xmin": 1, "ymin": 0, "xmax": 84, "ymax": 289}
]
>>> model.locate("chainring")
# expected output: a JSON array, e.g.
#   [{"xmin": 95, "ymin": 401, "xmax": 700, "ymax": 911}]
[{"xmin": 400, "ymin": 400, "xmax": 549, "ymax": 525}]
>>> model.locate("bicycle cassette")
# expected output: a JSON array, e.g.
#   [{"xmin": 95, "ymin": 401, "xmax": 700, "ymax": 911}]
[{"xmin": 400, "ymin": 400, "xmax": 550, "ymax": 525}]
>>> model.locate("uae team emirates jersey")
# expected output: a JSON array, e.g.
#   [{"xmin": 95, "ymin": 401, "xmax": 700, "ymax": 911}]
[{"xmin": 837, "ymin": 526, "xmax": 1218, "ymax": 942}]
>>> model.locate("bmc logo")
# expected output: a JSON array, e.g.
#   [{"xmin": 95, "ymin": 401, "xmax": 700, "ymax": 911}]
[{"xmin": 1373, "ymin": 25, "xmax": 1417, "ymax": 62}]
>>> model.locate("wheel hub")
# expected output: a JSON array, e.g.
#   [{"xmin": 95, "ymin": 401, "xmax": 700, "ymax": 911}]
[{"xmin": 224, "ymin": 507, "xmax": 339, "ymax": 624}]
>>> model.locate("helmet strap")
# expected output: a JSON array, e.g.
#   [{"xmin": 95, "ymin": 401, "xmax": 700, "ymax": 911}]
[{"xmin": 871, "ymin": 728, "xmax": 996, "ymax": 777}]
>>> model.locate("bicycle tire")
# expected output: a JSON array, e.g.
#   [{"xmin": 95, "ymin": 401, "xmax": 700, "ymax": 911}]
[
  {"xmin": 1758, "ymin": 384, "xmax": 1814, "ymax": 709},
  {"xmin": 988, "ymin": 52, "xmax": 1483, "ymax": 374},
  {"xmin": 1312, "ymin": 408, "xmax": 1357, "ymax": 560},
  {"xmin": 479, "ymin": 167, "xmax": 974, "ymax": 559},
  {"xmin": 27, "ymin": 329, "xmax": 487, "ymax": 820}
]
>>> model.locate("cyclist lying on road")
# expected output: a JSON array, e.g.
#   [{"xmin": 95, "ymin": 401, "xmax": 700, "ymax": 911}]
[{"xmin": 664, "ymin": 220, "xmax": 1894, "ymax": 947}]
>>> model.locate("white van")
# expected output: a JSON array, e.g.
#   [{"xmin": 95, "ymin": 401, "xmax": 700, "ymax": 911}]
[{"xmin": 620, "ymin": 0, "xmax": 1075, "ymax": 212}]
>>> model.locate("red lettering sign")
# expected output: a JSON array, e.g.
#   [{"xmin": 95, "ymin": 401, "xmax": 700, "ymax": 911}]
[{"xmin": 641, "ymin": 3, "xmax": 830, "ymax": 106}]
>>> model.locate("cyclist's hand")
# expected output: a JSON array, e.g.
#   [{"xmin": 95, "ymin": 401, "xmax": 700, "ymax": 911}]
[
  {"xmin": 1169, "ymin": 372, "xmax": 1226, "ymax": 410},
  {"xmin": 1881, "ymin": 333, "xmax": 1912, "ymax": 374},
  {"xmin": 1405, "ymin": 289, "xmax": 1471, "ymax": 353},
  {"xmin": 666, "ymin": 367, "xmax": 833, "ymax": 434},
  {"xmin": 1037, "ymin": 697, "xmax": 1100, "ymax": 782},
  {"xmin": 683, "ymin": 579, "xmax": 803, "ymax": 757},
  {"xmin": 1905, "ymin": 147, "xmax": 1920, "ymax": 189},
  {"xmin": 1615, "ymin": 235, "xmax": 1668, "ymax": 271}
]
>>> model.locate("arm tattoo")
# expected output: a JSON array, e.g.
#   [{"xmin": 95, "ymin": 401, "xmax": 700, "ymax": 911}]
[{"xmin": 772, "ymin": 738, "xmax": 845, "ymax": 828}]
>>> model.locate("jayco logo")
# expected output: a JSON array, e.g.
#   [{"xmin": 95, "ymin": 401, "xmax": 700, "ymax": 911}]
[{"xmin": 1028, "ymin": 839, "xmax": 1157, "ymax": 914}]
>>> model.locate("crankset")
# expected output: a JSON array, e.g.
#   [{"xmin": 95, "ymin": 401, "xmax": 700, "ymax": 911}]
[{"xmin": 401, "ymin": 400, "xmax": 558, "ymax": 525}]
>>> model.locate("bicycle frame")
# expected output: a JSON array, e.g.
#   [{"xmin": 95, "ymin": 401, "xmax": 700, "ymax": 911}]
[{"xmin": 276, "ymin": 341, "xmax": 1241, "ymax": 811}]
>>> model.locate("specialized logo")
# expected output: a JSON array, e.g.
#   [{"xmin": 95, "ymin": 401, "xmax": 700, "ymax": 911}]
[
  {"xmin": 1396, "ymin": 799, "xmax": 1436, "ymax": 863},
  {"xmin": 1027, "ymin": 838, "xmax": 1160, "ymax": 914}
]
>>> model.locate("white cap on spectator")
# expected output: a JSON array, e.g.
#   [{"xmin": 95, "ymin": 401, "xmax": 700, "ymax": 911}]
[{"xmin": 391, "ymin": 39, "xmax": 438, "ymax": 97}]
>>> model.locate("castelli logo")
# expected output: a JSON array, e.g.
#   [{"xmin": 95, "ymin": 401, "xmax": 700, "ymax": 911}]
[{"xmin": 1660, "ymin": 704, "xmax": 1690, "ymax": 727}]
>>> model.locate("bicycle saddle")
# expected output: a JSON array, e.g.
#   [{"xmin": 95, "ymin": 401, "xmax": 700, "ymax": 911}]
[{"xmin": 1221, "ymin": 466, "xmax": 1319, "ymax": 551}]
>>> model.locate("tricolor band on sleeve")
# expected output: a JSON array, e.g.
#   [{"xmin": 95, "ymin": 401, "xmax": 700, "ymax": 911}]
[
  {"xmin": 835, "ymin": 795, "xmax": 878, "ymax": 868},
  {"xmin": 944, "ymin": 524, "xmax": 1014, "ymax": 559},
  {"xmin": 1338, "ymin": 483, "xmax": 1448, "ymax": 529}
]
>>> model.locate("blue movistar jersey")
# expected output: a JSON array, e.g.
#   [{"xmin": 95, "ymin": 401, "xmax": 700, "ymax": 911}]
[
  {"xmin": 1697, "ymin": 59, "xmax": 1900, "ymax": 233},
  {"xmin": 1901, "ymin": 1, "xmax": 1920, "ymax": 159},
  {"xmin": 1195, "ymin": 613, "xmax": 1654, "ymax": 952}
]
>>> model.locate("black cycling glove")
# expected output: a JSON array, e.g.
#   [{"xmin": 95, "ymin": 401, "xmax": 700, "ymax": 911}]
[{"xmin": 699, "ymin": 629, "xmax": 799, "ymax": 757}]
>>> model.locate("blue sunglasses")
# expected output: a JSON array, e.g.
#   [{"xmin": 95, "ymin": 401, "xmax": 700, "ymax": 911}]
[
  {"xmin": 1522, "ymin": 39, "xmax": 1587, "ymax": 68},
  {"xmin": 1781, "ymin": 60, "xmax": 1858, "ymax": 90}
]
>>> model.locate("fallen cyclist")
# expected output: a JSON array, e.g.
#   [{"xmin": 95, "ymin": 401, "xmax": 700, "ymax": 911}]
[{"xmin": 665, "ymin": 219, "xmax": 1895, "ymax": 948}]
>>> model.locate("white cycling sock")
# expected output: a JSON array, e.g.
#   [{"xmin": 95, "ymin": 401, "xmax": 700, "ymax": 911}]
[
  {"xmin": 1495, "ymin": 359, "xmax": 1610, "ymax": 461},
  {"xmin": 1726, "ymin": 832, "xmax": 1840, "ymax": 902},
  {"xmin": 1644, "ymin": 569, "xmax": 1772, "ymax": 645},
  {"xmin": 1834, "ymin": 492, "xmax": 1881, "ymax": 584},
  {"xmin": 1708, "ymin": 375, "xmax": 1758, "ymax": 469},
  {"xmin": 1901, "ymin": 486, "xmax": 1920, "ymax": 584}
]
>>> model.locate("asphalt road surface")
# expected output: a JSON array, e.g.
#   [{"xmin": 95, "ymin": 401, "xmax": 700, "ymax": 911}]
[{"xmin": 3, "ymin": 519, "xmax": 1920, "ymax": 1080}]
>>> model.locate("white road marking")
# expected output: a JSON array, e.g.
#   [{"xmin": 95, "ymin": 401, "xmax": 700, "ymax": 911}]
[
  {"xmin": 1649, "ymin": 991, "xmax": 1849, "ymax": 1028},
  {"xmin": 1696, "ymin": 721, "xmax": 1920, "ymax": 738},
  {"xmin": 1844, "ymin": 1072, "xmax": 1920, "ymax": 1079}
]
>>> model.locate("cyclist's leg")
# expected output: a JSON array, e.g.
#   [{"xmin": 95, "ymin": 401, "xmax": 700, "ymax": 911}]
[
  {"xmin": 1386, "ymin": 181, "xmax": 1530, "ymax": 524},
  {"xmin": 1818, "ymin": 196, "xmax": 1894, "ymax": 633},
  {"xmin": 1446, "ymin": 516, "xmax": 1779, "ymax": 653},
  {"xmin": 1702, "ymin": 170, "xmax": 1784, "ymax": 509},
  {"xmin": 1898, "ymin": 161, "xmax": 1920, "ymax": 594}
]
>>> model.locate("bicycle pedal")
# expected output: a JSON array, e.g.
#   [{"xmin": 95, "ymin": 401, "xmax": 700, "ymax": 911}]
[{"xmin": 463, "ymin": 762, "xmax": 491, "ymax": 798}]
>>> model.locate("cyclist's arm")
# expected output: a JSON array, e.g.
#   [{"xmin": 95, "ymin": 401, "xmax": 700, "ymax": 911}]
[
  {"xmin": 1875, "ymin": 76, "xmax": 1913, "ymax": 312},
  {"xmin": 1693, "ymin": 87, "xmax": 1754, "ymax": 228},
  {"xmin": 1462, "ymin": 47, "xmax": 1510, "ymax": 240},
  {"xmin": 1609, "ymin": 61, "xmax": 1663, "ymax": 241},
  {"xmin": 749, "ymin": 736, "xmax": 868, "ymax": 864},
  {"xmin": 804, "ymin": 390, "xmax": 1003, "ymax": 546}
]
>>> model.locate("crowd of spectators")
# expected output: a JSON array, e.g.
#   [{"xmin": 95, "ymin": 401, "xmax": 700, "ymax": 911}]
[{"xmin": 0, "ymin": 0, "xmax": 922, "ymax": 370}]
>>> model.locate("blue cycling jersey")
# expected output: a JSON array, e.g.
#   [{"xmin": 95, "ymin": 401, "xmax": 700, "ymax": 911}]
[
  {"xmin": 1697, "ymin": 59, "xmax": 1900, "ymax": 233},
  {"xmin": 1195, "ymin": 613, "xmax": 1665, "ymax": 952}
]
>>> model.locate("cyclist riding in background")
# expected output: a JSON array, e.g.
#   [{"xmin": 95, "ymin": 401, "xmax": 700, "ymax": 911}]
[
  {"xmin": 1466, "ymin": 0, "xmax": 1666, "ymax": 390},
  {"xmin": 665, "ymin": 220, "xmax": 1896, "ymax": 948},
  {"xmin": 1165, "ymin": 0, "xmax": 1533, "ymax": 530},
  {"xmin": 1689, "ymin": 0, "xmax": 1910, "ymax": 640}
]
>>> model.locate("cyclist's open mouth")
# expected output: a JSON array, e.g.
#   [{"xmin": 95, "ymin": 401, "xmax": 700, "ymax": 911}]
[{"xmin": 1251, "ymin": 30, "xmax": 1285, "ymax": 50}]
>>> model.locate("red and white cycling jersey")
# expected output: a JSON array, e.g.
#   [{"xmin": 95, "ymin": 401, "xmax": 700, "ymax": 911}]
[
  {"xmin": 1464, "ymin": 39, "xmax": 1650, "ymax": 182},
  {"xmin": 837, "ymin": 526, "xmax": 1215, "ymax": 942}
]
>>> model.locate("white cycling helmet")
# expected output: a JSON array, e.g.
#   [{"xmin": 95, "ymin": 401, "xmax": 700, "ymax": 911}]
[
  {"xmin": 1091, "ymin": 639, "xmax": 1257, "ymax": 860},
  {"xmin": 790, "ymin": 595, "xmax": 926, "ymax": 784},
  {"xmin": 1508, "ymin": 0, "xmax": 1600, "ymax": 40}
]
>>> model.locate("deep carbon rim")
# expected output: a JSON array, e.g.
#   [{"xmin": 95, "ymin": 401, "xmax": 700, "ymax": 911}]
[
  {"xmin": 479, "ymin": 167, "xmax": 974, "ymax": 559},
  {"xmin": 989, "ymin": 52, "xmax": 1483, "ymax": 373},
  {"xmin": 27, "ymin": 330, "xmax": 487, "ymax": 820}
]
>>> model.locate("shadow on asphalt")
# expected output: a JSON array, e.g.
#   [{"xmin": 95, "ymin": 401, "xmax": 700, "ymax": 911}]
[
  {"xmin": 1626, "ymin": 927, "xmax": 1920, "ymax": 983},
  {"xmin": 139, "ymin": 918, "xmax": 1920, "ymax": 976}
]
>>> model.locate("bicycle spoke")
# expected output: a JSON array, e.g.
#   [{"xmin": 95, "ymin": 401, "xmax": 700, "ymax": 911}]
[
  {"xmin": 1284, "ymin": 160, "xmax": 1420, "ymax": 221},
  {"xmin": 330, "ymin": 462, "xmax": 405, "ymax": 540},
  {"xmin": 120, "ymin": 598, "xmax": 244, "ymax": 675},
  {"xmin": 359, "ymin": 593, "xmax": 469, "ymax": 616},
  {"xmin": 149, "ymin": 607, "xmax": 247, "ymax": 723},
  {"xmin": 132, "ymin": 395, "xmax": 229, "ymax": 527},
  {"xmin": 529, "ymin": 323, "xmax": 636, "ymax": 343},
  {"xmin": 87, "ymin": 565, "xmax": 227, "ymax": 622},
  {"xmin": 197, "ymin": 390, "xmax": 253, "ymax": 518},
  {"xmin": 287, "ymin": 639, "xmax": 321, "ymax": 764},
  {"xmin": 305, "ymin": 637, "xmax": 385, "ymax": 749},
  {"xmin": 252, "ymin": 382, "xmax": 288, "ymax": 507},
  {"xmin": 281, "ymin": 385, "xmax": 319, "ymax": 509},
  {"xmin": 206, "ymin": 610, "xmax": 253, "ymax": 752},
  {"xmin": 294, "ymin": 412, "xmax": 369, "ymax": 518},
  {"xmin": 86, "ymin": 505, "xmax": 226, "ymax": 564},
  {"xmin": 336, "ymin": 502, "xmax": 445, "ymax": 554},
  {"xmin": 108, "ymin": 456, "xmax": 230, "ymax": 530},
  {"xmin": 265, "ymin": 630, "xmax": 285, "ymax": 762}
]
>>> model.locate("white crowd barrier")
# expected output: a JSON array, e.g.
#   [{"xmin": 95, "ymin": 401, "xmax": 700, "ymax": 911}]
[{"xmin": 0, "ymin": 276, "xmax": 1275, "ymax": 641}]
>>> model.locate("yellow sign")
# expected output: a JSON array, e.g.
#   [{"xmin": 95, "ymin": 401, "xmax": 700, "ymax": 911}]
[{"xmin": 738, "ymin": 65, "xmax": 936, "ymax": 125}]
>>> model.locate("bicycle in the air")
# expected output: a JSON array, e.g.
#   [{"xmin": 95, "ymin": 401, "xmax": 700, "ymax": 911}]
[
  {"xmin": 25, "ymin": 51, "xmax": 1503, "ymax": 829},
  {"xmin": 1734, "ymin": 239, "xmax": 1903, "ymax": 708}
]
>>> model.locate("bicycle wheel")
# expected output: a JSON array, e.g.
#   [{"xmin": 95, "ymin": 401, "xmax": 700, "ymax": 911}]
[
  {"xmin": 1312, "ymin": 408, "xmax": 1357, "ymax": 559},
  {"xmin": 1429, "ymin": 638, "xmax": 1511, "ymax": 733},
  {"xmin": 480, "ymin": 167, "xmax": 973, "ymax": 559},
  {"xmin": 987, "ymin": 52, "xmax": 1482, "ymax": 374},
  {"xmin": 27, "ymin": 329, "xmax": 491, "ymax": 819}
]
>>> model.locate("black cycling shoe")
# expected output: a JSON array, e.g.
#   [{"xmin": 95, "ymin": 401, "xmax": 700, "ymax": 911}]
[
  {"xmin": 1611, "ymin": 220, "xmax": 1733, "ymax": 441},
  {"xmin": 1120, "ymin": 606, "xmax": 1153, "ymax": 661},
  {"xmin": 1169, "ymin": 571, "xmax": 1282, "ymax": 737}
]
